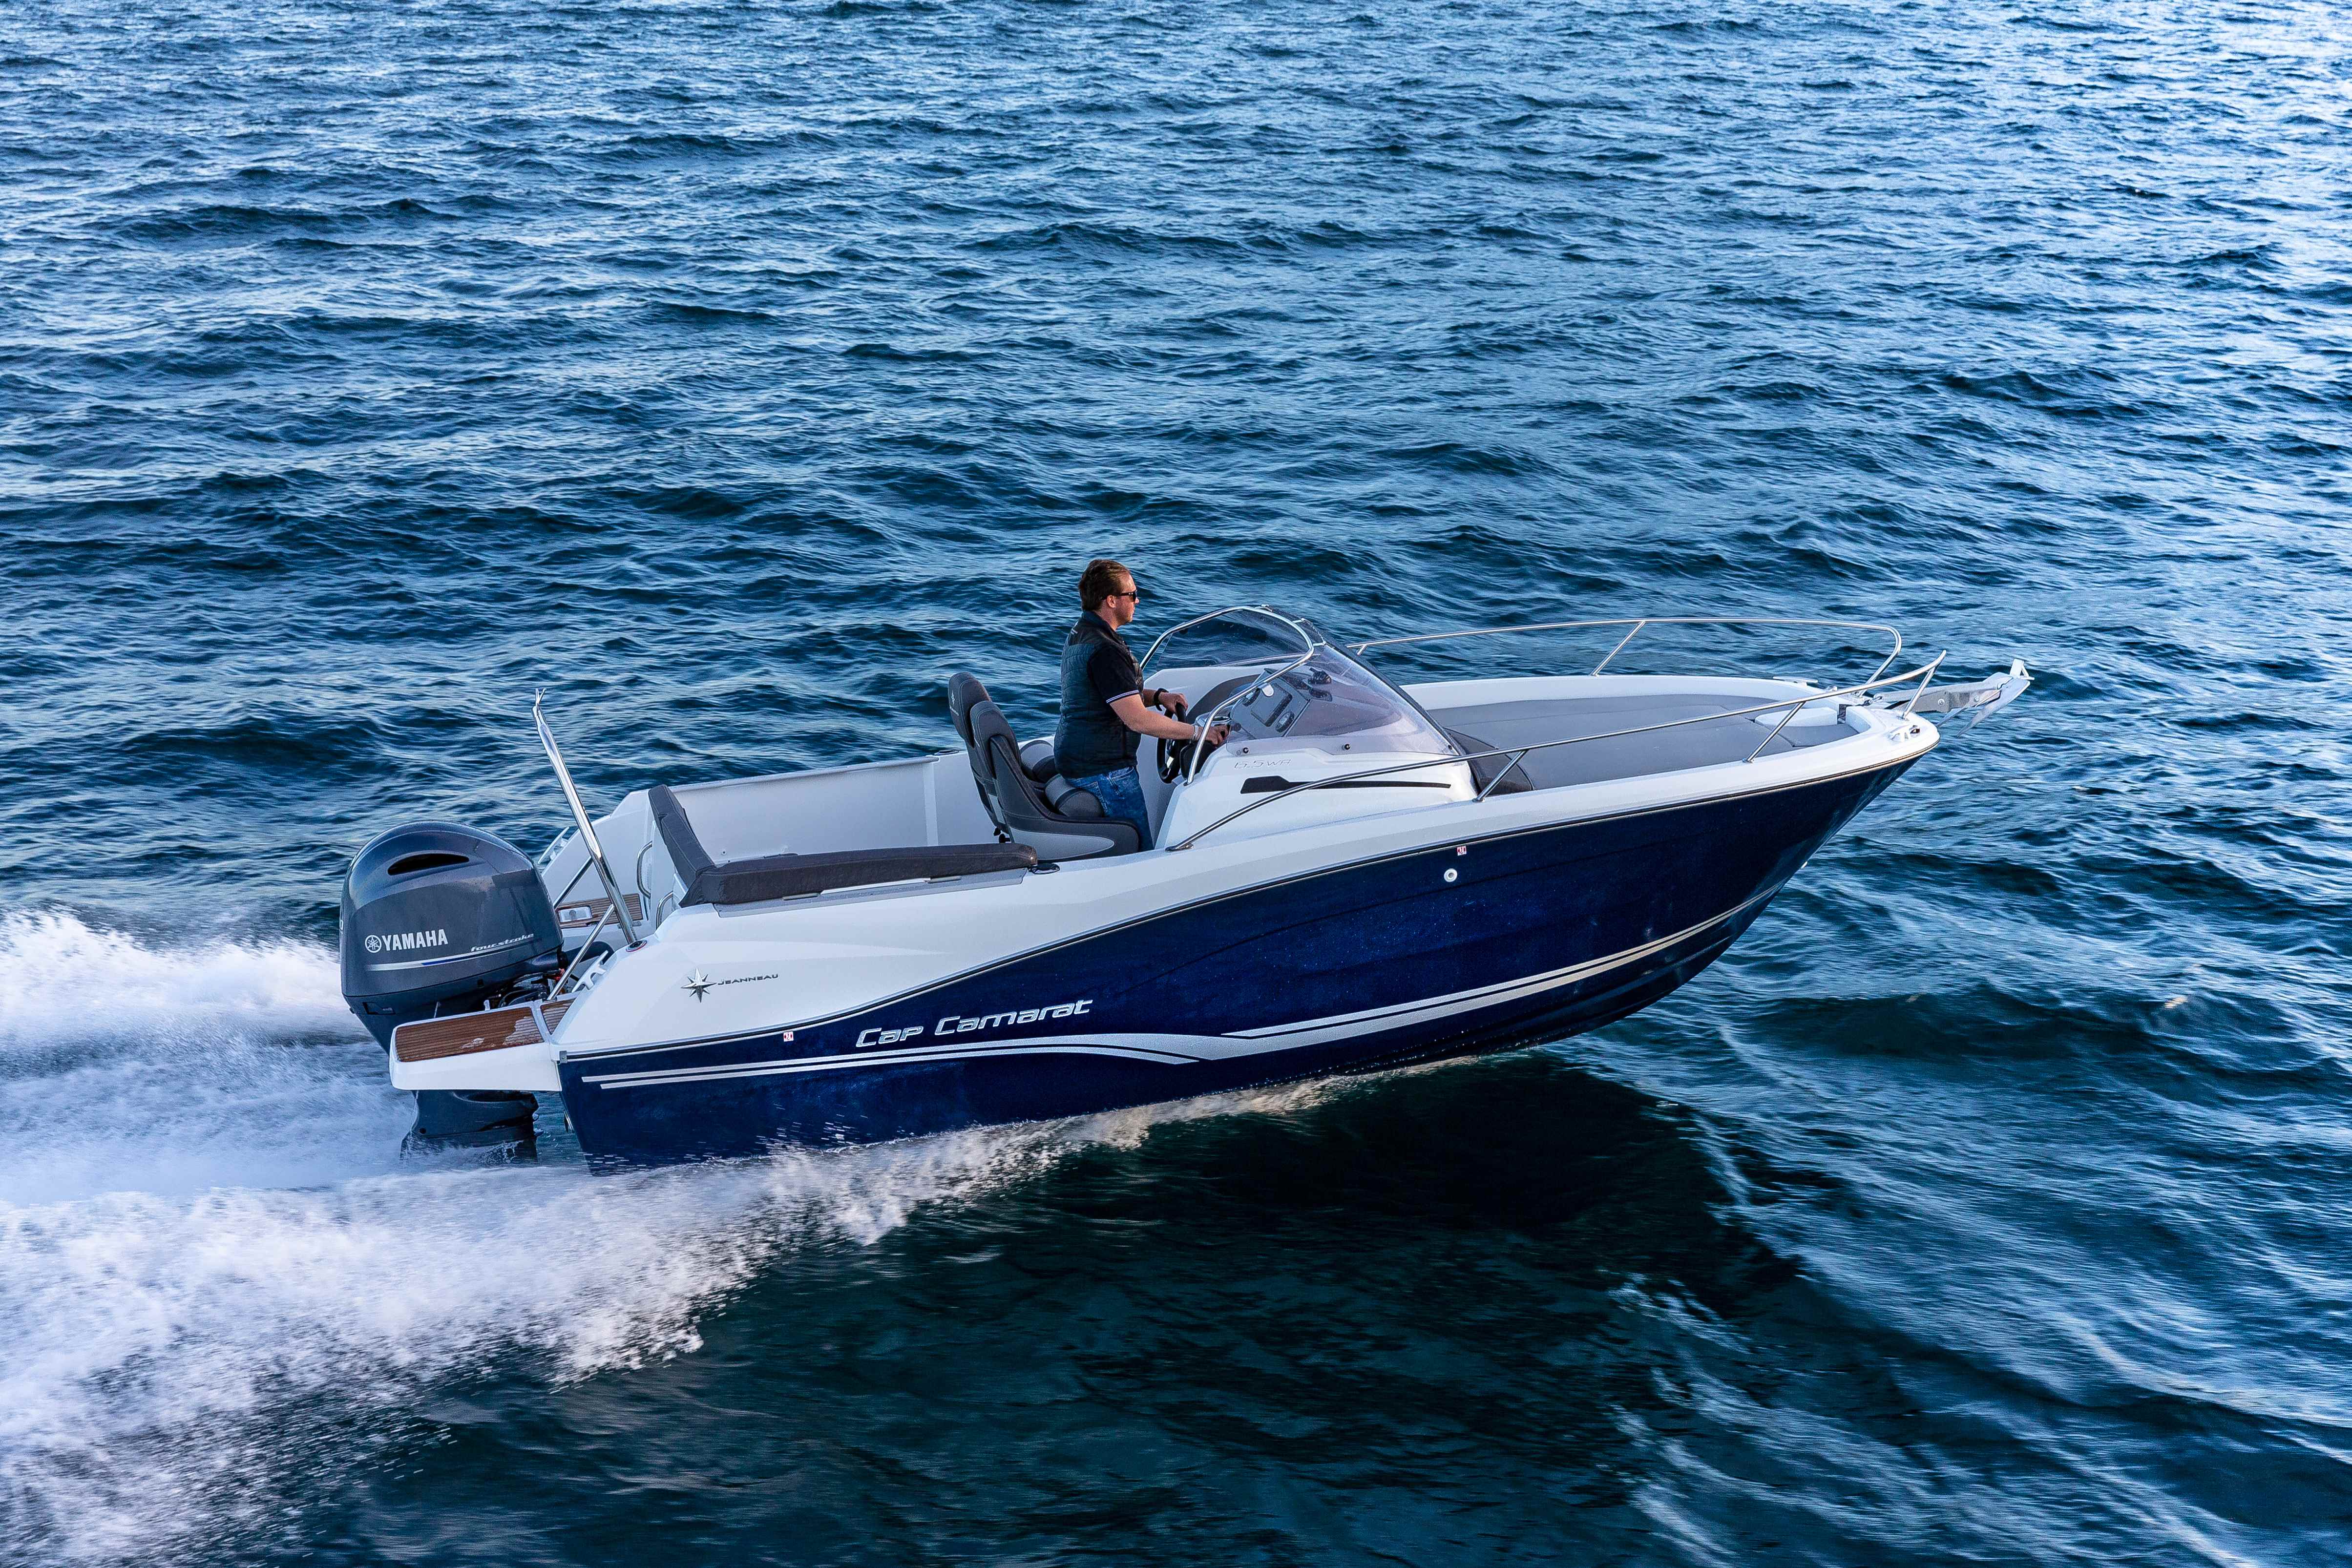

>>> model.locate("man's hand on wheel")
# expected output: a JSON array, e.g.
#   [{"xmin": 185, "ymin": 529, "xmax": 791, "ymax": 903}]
[{"xmin": 1154, "ymin": 689, "xmax": 1189, "ymax": 717}]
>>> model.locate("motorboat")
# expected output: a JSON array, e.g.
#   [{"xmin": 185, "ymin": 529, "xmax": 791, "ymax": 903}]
[{"xmin": 337, "ymin": 610, "xmax": 2028, "ymax": 1163}]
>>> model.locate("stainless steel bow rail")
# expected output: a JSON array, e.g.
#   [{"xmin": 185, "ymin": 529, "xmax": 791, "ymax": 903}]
[
  {"xmin": 1348, "ymin": 615, "xmax": 1907, "ymax": 686},
  {"xmin": 1163, "ymin": 644, "xmax": 1948, "ymax": 853}
]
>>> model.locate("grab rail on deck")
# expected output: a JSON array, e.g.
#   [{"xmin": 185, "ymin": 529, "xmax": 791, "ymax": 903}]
[
  {"xmin": 1162, "ymin": 651, "xmax": 1946, "ymax": 853},
  {"xmin": 1348, "ymin": 616, "xmax": 1906, "ymax": 688}
]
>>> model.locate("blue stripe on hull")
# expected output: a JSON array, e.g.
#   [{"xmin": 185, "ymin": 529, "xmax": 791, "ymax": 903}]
[{"xmin": 563, "ymin": 761, "xmax": 1909, "ymax": 1165}]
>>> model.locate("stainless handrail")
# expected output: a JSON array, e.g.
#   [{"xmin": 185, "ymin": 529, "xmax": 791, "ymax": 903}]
[
  {"xmin": 1900, "ymin": 649, "xmax": 1947, "ymax": 715},
  {"xmin": 1139, "ymin": 606, "xmax": 1326, "ymax": 786},
  {"xmin": 533, "ymin": 690, "xmax": 643, "ymax": 947},
  {"xmin": 1187, "ymin": 662, "xmax": 1325, "ymax": 786},
  {"xmin": 549, "ymin": 903, "xmax": 614, "ymax": 1000},
  {"xmin": 1348, "ymin": 616, "xmax": 1904, "ymax": 685},
  {"xmin": 1593, "ymin": 620, "xmax": 1648, "ymax": 674},
  {"xmin": 1139, "ymin": 604, "xmax": 1319, "ymax": 670},
  {"xmin": 632, "ymin": 838, "xmax": 661, "ymax": 920},
  {"xmin": 548, "ymin": 853, "xmax": 595, "ymax": 911},
  {"xmin": 1162, "ymin": 654, "xmax": 1945, "ymax": 852},
  {"xmin": 1743, "ymin": 698, "xmax": 1805, "ymax": 763},
  {"xmin": 1473, "ymin": 750, "xmax": 1532, "ymax": 803}
]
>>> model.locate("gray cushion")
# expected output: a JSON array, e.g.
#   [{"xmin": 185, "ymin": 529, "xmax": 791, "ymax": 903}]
[
  {"xmin": 1043, "ymin": 775, "xmax": 1103, "ymax": 818},
  {"xmin": 1018, "ymin": 738, "xmax": 1058, "ymax": 783}
]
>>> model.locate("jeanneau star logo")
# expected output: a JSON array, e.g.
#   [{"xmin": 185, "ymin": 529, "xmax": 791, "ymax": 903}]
[{"xmin": 682, "ymin": 970, "xmax": 714, "ymax": 1002}]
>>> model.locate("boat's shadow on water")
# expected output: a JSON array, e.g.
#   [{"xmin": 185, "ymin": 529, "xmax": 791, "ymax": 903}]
[{"xmin": 341, "ymin": 1054, "xmax": 1794, "ymax": 1566}]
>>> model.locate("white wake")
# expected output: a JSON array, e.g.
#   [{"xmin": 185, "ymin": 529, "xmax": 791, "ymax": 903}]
[{"xmin": 0, "ymin": 911, "xmax": 1083, "ymax": 1563}]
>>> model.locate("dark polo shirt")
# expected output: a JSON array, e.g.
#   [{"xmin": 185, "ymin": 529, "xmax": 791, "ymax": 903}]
[{"xmin": 1053, "ymin": 610, "xmax": 1145, "ymax": 778}]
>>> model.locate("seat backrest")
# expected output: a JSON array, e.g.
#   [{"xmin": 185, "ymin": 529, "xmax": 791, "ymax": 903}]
[
  {"xmin": 948, "ymin": 671, "xmax": 987, "ymax": 747},
  {"xmin": 648, "ymin": 784, "xmax": 717, "ymax": 887},
  {"xmin": 947, "ymin": 672, "xmax": 1011, "ymax": 837},
  {"xmin": 966, "ymin": 697, "xmax": 1025, "ymax": 808}
]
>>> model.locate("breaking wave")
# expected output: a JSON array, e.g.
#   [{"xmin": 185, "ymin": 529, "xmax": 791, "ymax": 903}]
[{"xmin": 0, "ymin": 911, "xmax": 1325, "ymax": 1563}]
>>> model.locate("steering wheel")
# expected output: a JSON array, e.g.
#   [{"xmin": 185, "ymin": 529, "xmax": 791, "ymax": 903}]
[{"xmin": 1158, "ymin": 723, "xmax": 1233, "ymax": 783}]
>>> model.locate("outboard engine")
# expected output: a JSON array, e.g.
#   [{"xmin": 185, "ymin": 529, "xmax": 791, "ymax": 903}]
[{"xmin": 339, "ymin": 822, "xmax": 562, "ymax": 1149}]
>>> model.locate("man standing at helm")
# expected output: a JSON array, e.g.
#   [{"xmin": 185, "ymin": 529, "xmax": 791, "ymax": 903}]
[{"xmin": 1054, "ymin": 559, "xmax": 1226, "ymax": 850}]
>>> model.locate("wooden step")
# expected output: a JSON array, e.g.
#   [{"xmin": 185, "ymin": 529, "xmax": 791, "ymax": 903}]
[{"xmin": 393, "ymin": 1000, "xmax": 572, "ymax": 1064}]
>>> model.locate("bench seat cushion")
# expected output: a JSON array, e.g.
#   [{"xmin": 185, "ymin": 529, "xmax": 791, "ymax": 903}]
[{"xmin": 650, "ymin": 785, "xmax": 1035, "ymax": 907}]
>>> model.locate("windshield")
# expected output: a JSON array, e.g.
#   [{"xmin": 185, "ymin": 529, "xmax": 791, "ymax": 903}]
[{"xmin": 1144, "ymin": 607, "xmax": 1452, "ymax": 759}]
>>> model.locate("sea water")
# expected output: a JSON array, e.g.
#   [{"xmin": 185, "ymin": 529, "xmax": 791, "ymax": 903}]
[{"xmin": 2, "ymin": 0, "xmax": 2348, "ymax": 1562}]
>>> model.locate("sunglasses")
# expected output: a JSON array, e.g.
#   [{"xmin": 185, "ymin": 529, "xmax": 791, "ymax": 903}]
[{"xmin": 1108, "ymin": 587, "xmax": 1142, "ymax": 600}]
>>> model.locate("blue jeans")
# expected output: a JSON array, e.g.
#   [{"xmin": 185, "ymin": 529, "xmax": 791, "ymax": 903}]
[{"xmin": 1072, "ymin": 766, "xmax": 1153, "ymax": 850}]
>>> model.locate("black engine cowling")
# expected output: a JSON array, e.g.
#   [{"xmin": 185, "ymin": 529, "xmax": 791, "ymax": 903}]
[{"xmin": 339, "ymin": 822, "xmax": 561, "ymax": 1047}]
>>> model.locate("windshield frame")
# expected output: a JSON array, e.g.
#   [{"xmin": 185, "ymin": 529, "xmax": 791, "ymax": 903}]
[{"xmin": 1138, "ymin": 605, "xmax": 1319, "ymax": 672}]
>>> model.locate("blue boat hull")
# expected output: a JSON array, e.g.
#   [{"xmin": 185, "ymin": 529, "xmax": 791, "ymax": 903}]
[{"xmin": 560, "ymin": 760, "xmax": 1911, "ymax": 1164}]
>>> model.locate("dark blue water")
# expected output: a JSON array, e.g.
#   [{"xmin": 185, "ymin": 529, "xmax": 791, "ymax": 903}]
[{"xmin": 4, "ymin": 0, "xmax": 2350, "ymax": 1561}]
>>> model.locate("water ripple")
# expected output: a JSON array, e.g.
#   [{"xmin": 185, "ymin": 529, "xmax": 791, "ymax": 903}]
[{"xmin": 2, "ymin": 0, "xmax": 2350, "ymax": 1562}]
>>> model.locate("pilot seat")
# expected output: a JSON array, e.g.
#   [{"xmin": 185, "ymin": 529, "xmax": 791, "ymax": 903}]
[{"xmin": 948, "ymin": 673, "xmax": 1142, "ymax": 861}]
